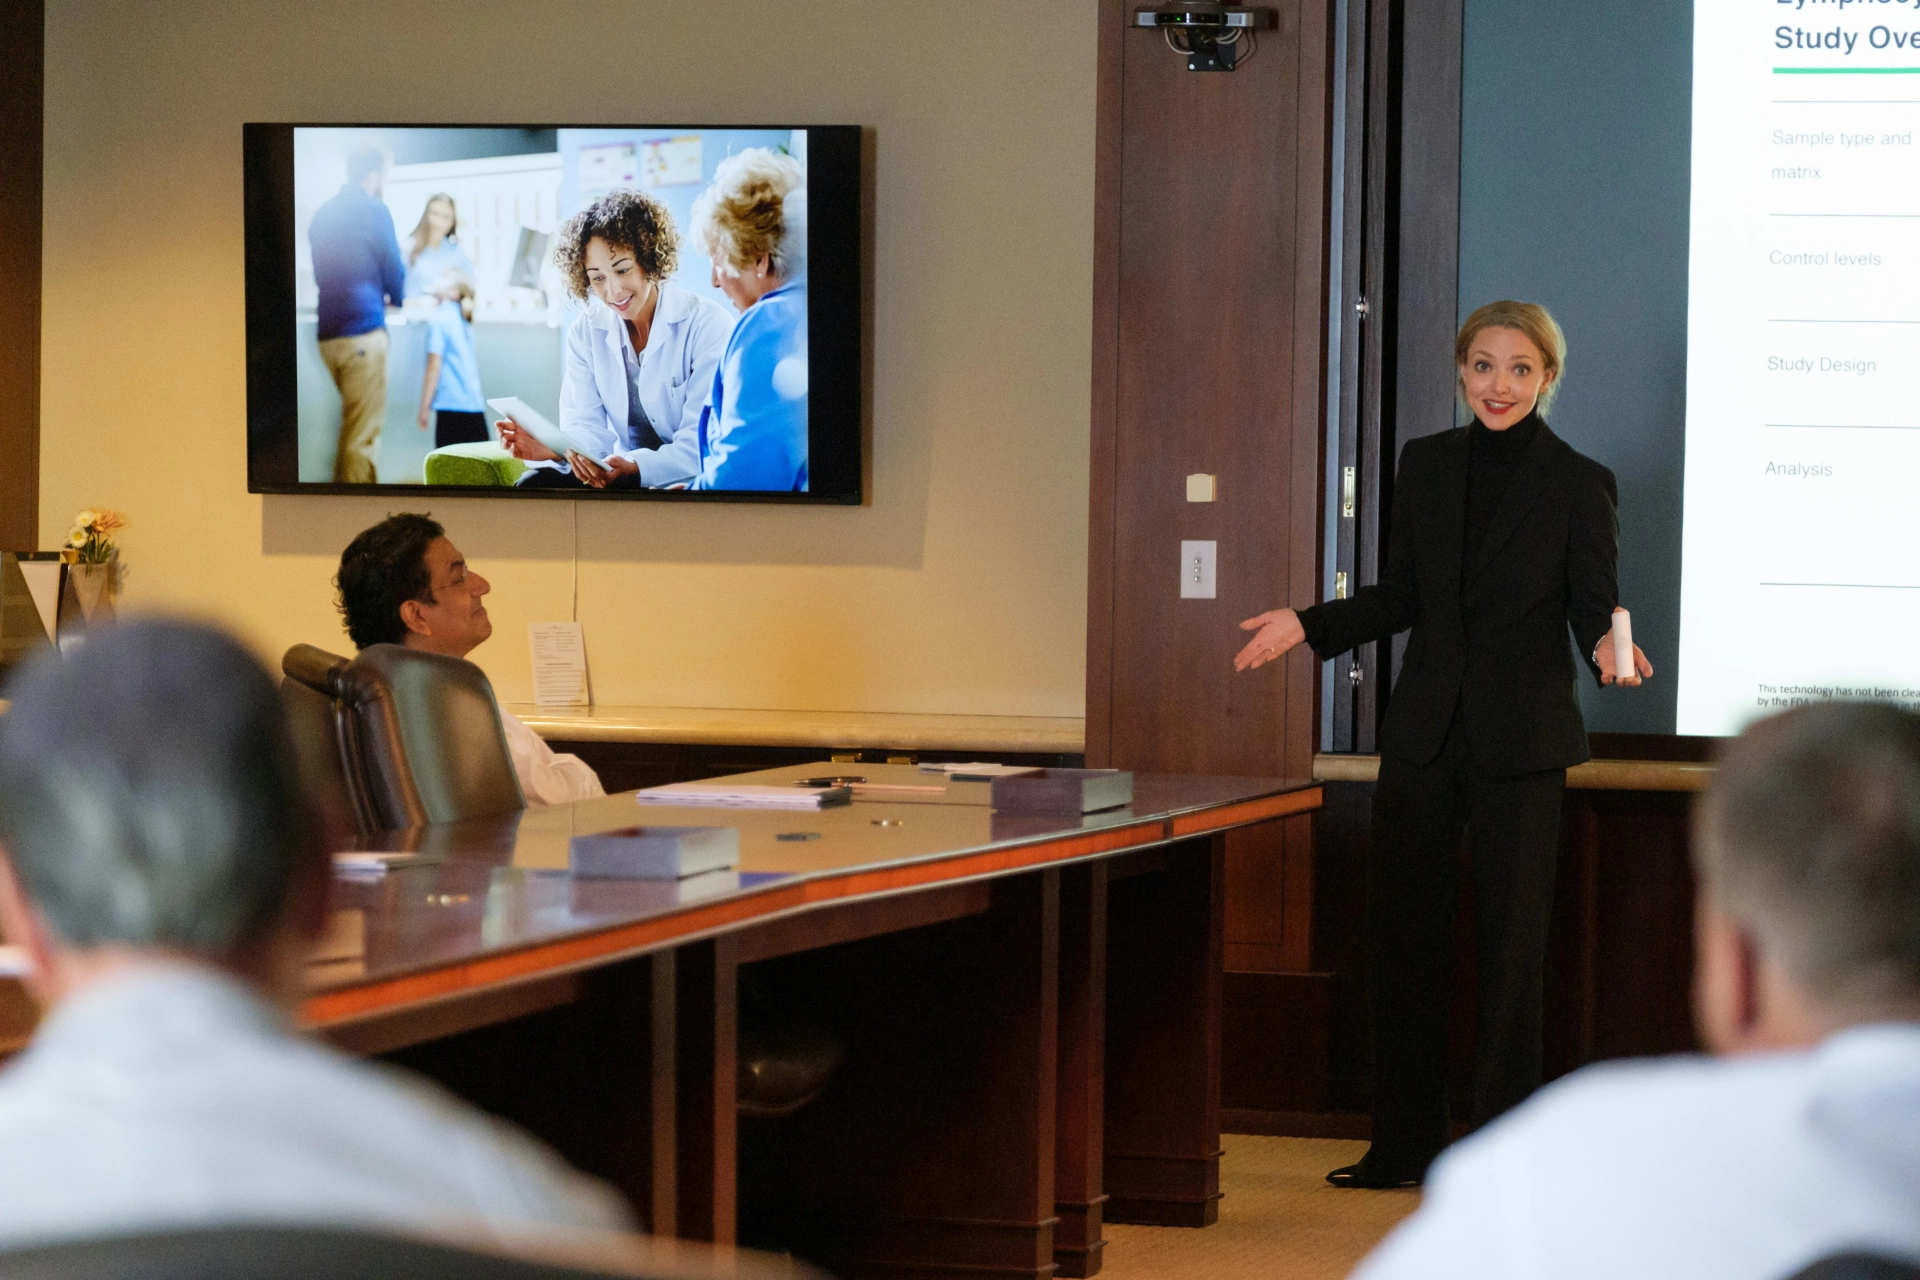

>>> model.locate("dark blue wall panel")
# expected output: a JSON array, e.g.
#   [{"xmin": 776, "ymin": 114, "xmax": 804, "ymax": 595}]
[{"xmin": 1458, "ymin": 0, "xmax": 1692, "ymax": 734}]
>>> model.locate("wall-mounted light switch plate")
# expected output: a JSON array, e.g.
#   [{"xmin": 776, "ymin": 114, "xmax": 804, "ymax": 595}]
[
  {"xmin": 1180, "ymin": 540, "xmax": 1217, "ymax": 599},
  {"xmin": 1185, "ymin": 473, "xmax": 1217, "ymax": 502}
]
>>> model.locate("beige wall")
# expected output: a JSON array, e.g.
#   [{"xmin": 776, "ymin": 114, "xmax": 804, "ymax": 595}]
[{"xmin": 39, "ymin": 0, "xmax": 1096, "ymax": 715}]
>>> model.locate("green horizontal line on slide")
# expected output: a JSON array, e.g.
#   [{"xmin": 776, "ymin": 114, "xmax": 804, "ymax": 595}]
[{"xmin": 1775, "ymin": 66, "xmax": 1920, "ymax": 74}]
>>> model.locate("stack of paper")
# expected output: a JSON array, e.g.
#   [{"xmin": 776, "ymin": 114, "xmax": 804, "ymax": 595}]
[
  {"xmin": 636, "ymin": 783, "xmax": 853, "ymax": 810},
  {"xmin": 917, "ymin": 762, "xmax": 1043, "ymax": 781},
  {"xmin": 331, "ymin": 851, "xmax": 446, "ymax": 879}
]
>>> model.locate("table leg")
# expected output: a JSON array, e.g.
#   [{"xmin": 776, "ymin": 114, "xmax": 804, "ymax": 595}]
[
  {"xmin": 1055, "ymin": 861, "xmax": 1109, "ymax": 1277},
  {"xmin": 676, "ymin": 935, "xmax": 738, "ymax": 1244},
  {"xmin": 737, "ymin": 869, "xmax": 1061, "ymax": 1278},
  {"xmin": 1104, "ymin": 834, "xmax": 1225, "ymax": 1226}
]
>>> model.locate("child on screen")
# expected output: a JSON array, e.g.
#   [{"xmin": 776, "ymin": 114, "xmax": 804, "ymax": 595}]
[{"xmin": 415, "ymin": 270, "xmax": 487, "ymax": 448}]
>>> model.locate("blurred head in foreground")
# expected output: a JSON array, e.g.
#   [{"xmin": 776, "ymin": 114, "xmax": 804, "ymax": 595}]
[
  {"xmin": 0, "ymin": 619, "xmax": 327, "ymax": 1008},
  {"xmin": 1695, "ymin": 701, "xmax": 1920, "ymax": 1053}
]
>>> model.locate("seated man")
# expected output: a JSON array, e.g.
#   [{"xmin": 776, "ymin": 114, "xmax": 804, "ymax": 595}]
[
  {"xmin": 0, "ymin": 620, "xmax": 632, "ymax": 1247},
  {"xmin": 1354, "ymin": 701, "xmax": 1920, "ymax": 1279},
  {"xmin": 335, "ymin": 513, "xmax": 604, "ymax": 805}
]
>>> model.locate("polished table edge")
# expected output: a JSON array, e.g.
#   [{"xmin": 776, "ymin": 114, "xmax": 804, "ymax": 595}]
[
  {"xmin": 503, "ymin": 703, "xmax": 1087, "ymax": 755},
  {"xmin": 1312, "ymin": 752, "xmax": 1713, "ymax": 793},
  {"xmin": 299, "ymin": 783, "xmax": 1322, "ymax": 1031}
]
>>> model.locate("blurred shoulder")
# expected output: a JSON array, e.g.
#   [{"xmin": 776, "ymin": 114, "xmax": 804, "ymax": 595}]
[{"xmin": 1436, "ymin": 1051, "xmax": 1799, "ymax": 1183}]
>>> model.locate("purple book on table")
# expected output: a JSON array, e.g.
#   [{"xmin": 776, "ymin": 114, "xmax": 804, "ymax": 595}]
[
  {"xmin": 569, "ymin": 825, "xmax": 740, "ymax": 879},
  {"xmin": 989, "ymin": 769, "xmax": 1134, "ymax": 814}
]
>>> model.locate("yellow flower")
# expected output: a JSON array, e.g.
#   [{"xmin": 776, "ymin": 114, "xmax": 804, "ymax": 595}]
[{"xmin": 92, "ymin": 510, "xmax": 127, "ymax": 532}]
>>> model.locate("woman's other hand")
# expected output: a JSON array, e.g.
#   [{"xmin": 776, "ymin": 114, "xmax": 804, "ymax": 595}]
[
  {"xmin": 417, "ymin": 405, "xmax": 432, "ymax": 432},
  {"xmin": 1598, "ymin": 641, "xmax": 1654, "ymax": 687},
  {"xmin": 498, "ymin": 418, "xmax": 559, "ymax": 463},
  {"xmin": 1234, "ymin": 609, "xmax": 1307, "ymax": 672},
  {"xmin": 567, "ymin": 452, "xmax": 639, "ymax": 489}
]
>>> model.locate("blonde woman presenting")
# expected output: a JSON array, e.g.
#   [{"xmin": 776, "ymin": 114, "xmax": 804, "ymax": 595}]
[{"xmin": 1235, "ymin": 302, "xmax": 1652, "ymax": 1190}]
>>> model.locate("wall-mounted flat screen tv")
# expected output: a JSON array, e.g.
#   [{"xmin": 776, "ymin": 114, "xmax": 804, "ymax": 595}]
[{"xmin": 243, "ymin": 124, "xmax": 861, "ymax": 503}]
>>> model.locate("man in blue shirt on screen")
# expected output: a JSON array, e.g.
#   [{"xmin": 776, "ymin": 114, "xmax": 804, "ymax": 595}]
[{"xmin": 309, "ymin": 142, "xmax": 406, "ymax": 485}]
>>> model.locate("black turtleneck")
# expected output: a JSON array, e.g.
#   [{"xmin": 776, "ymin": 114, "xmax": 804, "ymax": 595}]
[{"xmin": 1464, "ymin": 409, "xmax": 1540, "ymax": 564}]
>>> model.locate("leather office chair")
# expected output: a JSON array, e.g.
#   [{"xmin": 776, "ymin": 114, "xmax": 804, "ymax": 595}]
[
  {"xmin": 279, "ymin": 645, "xmax": 373, "ymax": 837},
  {"xmin": 338, "ymin": 644, "xmax": 525, "ymax": 829},
  {"xmin": 1787, "ymin": 1255, "xmax": 1920, "ymax": 1280},
  {"xmin": 0, "ymin": 1224, "xmax": 773, "ymax": 1279}
]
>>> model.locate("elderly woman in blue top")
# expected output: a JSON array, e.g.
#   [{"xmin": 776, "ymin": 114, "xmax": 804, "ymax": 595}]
[
  {"xmin": 499, "ymin": 190, "xmax": 731, "ymax": 489},
  {"xmin": 687, "ymin": 149, "xmax": 809, "ymax": 492}
]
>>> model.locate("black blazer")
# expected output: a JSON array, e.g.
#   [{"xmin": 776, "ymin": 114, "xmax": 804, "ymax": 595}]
[{"xmin": 1301, "ymin": 419, "xmax": 1619, "ymax": 776}]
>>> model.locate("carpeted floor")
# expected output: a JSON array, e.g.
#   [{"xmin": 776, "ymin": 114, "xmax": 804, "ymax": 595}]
[{"xmin": 1097, "ymin": 1136, "xmax": 1420, "ymax": 1280}]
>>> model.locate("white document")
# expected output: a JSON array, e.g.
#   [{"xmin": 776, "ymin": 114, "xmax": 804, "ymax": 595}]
[
  {"xmin": 635, "ymin": 783, "xmax": 851, "ymax": 810},
  {"xmin": 917, "ymin": 762, "xmax": 1044, "ymax": 779},
  {"xmin": 529, "ymin": 622, "xmax": 591, "ymax": 707}
]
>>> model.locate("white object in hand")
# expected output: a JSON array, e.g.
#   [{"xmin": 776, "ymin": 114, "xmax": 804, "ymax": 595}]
[
  {"xmin": 486, "ymin": 396, "xmax": 612, "ymax": 463},
  {"xmin": 1611, "ymin": 609, "xmax": 1635, "ymax": 682}
]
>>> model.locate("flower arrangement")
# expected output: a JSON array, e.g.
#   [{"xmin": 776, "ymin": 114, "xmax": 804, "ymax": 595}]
[{"xmin": 66, "ymin": 509, "xmax": 127, "ymax": 566}]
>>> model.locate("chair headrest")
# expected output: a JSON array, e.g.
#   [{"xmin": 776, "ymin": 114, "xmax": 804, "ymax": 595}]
[{"xmin": 281, "ymin": 644, "xmax": 352, "ymax": 697}]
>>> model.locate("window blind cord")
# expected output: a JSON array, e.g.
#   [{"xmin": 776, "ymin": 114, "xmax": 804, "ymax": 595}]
[{"xmin": 571, "ymin": 502, "xmax": 579, "ymax": 623}]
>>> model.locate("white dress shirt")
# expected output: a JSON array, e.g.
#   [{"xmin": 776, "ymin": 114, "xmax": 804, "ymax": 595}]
[
  {"xmin": 0, "ymin": 966, "xmax": 634, "ymax": 1250},
  {"xmin": 498, "ymin": 708, "xmax": 605, "ymax": 806},
  {"xmin": 554, "ymin": 284, "xmax": 733, "ymax": 487},
  {"xmin": 1354, "ymin": 1023, "xmax": 1920, "ymax": 1280}
]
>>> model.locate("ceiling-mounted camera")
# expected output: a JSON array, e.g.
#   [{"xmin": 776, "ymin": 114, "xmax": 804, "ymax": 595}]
[{"xmin": 1132, "ymin": 5, "xmax": 1279, "ymax": 72}]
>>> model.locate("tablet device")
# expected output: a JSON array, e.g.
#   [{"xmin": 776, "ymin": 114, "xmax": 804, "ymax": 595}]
[{"xmin": 486, "ymin": 397, "xmax": 579, "ymax": 459}]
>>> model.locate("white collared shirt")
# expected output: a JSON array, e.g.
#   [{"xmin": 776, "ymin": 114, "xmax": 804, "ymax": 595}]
[
  {"xmin": 1354, "ymin": 1023, "xmax": 1920, "ymax": 1280},
  {"xmin": 497, "ymin": 708, "xmax": 605, "ymax": 806},
  {"xmin": 556, "ymin": 283, "xmax": 733, "ymax": 487},
  {"xmin": 0, "ymin": 966, "xmax": 633, "ymax": 1249}
]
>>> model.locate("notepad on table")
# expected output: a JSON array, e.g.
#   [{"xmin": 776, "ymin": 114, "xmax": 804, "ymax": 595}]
[
  {"xmin": 331, "ymin": 851, "xmax": 446, "ymax": 878},
  {"xmin": 635, "ymin": 782, "xmax": 853, "ymax": 810},
  {"xmin": 917, "ymin": 762, "xmax": 1044, "ymax": 781},
  {"xmin": 571, "ymin": 825, "xmax": 740, "ymax": 879}
]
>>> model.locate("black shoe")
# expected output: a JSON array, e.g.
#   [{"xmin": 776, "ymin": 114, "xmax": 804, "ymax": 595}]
[{"xmin": 1326, "ymin": 1157, "xmax": 1425, "ymax": 1189}]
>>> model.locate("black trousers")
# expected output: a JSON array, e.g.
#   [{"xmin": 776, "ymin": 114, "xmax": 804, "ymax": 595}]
[
  {"xmin": 1366, "ymin": 724, "xmax": 1565, "ymax": 1170},
  {"xmin": 434, "ymin": 409, "xmax": 489, "ymax": 448}
]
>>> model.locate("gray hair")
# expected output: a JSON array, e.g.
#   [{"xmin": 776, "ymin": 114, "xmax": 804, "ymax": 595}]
[
  {"xmin": 0, "ymin": 619, "xmax": 314, "ymax": 954},
  {"xmin": 690, "ymin": 147, "xmax": 807, "ymax": 281},
  {"xmin": 1697, "ymin": 702, "xmax": 1920, "ymax": 1005}
]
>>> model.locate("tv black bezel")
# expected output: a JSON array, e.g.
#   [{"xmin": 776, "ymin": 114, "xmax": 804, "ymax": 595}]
[{"xmin": 242, "ymin": 122, "xmax": 863, "ymax": 505}]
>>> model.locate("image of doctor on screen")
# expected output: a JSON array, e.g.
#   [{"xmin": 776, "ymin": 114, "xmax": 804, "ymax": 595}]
[
  {"xmin": 500, "ymin": 190, "xmax": 732, "ymax": 490},
  {"xmin": 687, "ymin": 149, "xmax": 810, "ymax": 493}
]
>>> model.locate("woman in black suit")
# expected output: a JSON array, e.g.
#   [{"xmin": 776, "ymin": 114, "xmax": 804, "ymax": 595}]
[{"xmin": 1235, "ymin": 301, "xmax": 1652, "ymax": 1188}]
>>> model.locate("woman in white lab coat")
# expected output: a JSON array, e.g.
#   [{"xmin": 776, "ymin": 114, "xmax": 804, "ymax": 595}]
[{"xmin": 500, "ymin": 190, "xmax": 733, "ymax": 489}]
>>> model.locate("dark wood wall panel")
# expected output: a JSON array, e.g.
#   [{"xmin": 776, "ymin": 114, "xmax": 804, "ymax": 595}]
[
  {"xmin": 1085, "ymin": 0, "xmax": 1334, "ymax": 986},
  {"xmin": 0, "ymin": 0, "xmax": 42, "ymax": 550}
]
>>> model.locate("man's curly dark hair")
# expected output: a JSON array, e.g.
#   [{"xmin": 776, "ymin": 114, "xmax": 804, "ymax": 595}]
[
  {"xmin": 553, "ymin": 189, "xmax": 680, "ymax": 301},
  {"xmin": 335, "ymin": 514, "xmax": 443, "ymax": 650}
]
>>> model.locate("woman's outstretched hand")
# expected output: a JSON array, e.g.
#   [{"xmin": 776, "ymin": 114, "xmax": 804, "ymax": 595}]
[{"xmin": 1235, "ymin": 608, "xmax": 1307, "ymax": 672}]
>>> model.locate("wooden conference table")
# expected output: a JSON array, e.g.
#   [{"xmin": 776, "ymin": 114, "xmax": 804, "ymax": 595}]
[{"xmin": 303, "ymin": 763, "xmax": 1321, "ymax": 1279}]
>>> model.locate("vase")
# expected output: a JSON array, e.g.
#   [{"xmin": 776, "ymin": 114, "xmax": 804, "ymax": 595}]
[{"xmin": 56, "ymin": 554, "xmax": 117, "ymax": 653}]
